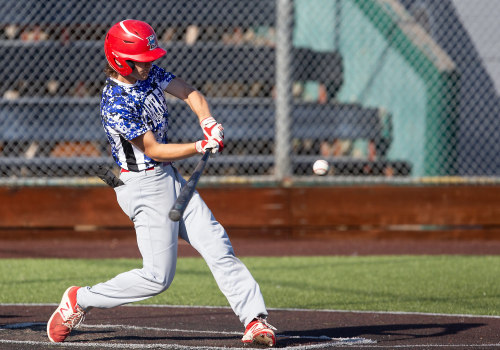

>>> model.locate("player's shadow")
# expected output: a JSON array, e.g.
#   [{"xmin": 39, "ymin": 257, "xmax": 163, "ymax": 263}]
[
  {"xmin": 280, "ymin": 322, "xmax": 485, "ymax": 344},
  {"xmin": 0, "ymin": 322, "xmax": 45, "ymax": 331},
  {"xmin": 64, "ymin": 328, "xmax": 121, "ymax": 340},
  {"xmin": 91, "ymin": 335, "xmax": 237, "ymax": 341},
  {"xmin": 71, "ymin": 331, "xmax": 239, "ymax": 343}
]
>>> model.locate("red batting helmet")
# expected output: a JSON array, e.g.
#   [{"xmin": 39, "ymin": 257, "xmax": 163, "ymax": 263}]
[{"xmin": 104, "ymin": 20, "xmax": 167, "ymax": 76}]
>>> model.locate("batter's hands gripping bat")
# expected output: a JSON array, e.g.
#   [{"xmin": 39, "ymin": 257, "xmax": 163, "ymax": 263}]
[{"xmin": 168, "ymin": 149, "xmax": 211, "ymax": 222}]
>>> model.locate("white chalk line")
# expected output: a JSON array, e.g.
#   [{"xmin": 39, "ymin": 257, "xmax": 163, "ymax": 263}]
[
  {"xmin": 1, "ymin": 303, "xmax": 499, "ymax": 319},
  {"xmin": 2, "ymin": 322, "xmax": 500, "ymax": 348},
  {"xmin": 0, "ymin": 340, "xmax": 262, "ymax": 350},
  {"xmin": 0, "ymin": 321, "xmax": 375, "ymax": 349},
  {"xmin": 0, "ymin": 321, "xmax": 371, "ymax": 340},
  {"xmin": 82, "ymin": 323, "xmax": 375, "ymax": 344},
  {"xmin": 1, "ymin": 338, "xmax": 499, "ymax": 349},
  {"xmin": 1, "ymin": 321, "xmax": 355, "ymax": 339}
]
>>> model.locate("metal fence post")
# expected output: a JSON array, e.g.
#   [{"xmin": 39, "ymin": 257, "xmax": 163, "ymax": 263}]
[{"xmin": 275, "ymin": 0, "xmax": 293, "ymax": 181}]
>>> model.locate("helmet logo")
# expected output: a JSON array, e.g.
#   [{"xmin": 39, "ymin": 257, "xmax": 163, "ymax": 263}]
[{"xmin": 147, "ymin": 34, "xmax": 157, "ymax": 50}]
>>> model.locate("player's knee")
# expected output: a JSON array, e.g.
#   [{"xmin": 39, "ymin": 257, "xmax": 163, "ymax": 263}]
[
  {"xmin": 149, "ymin": 277, "xmax": 173, "ymax": 294},
  {"xmin": 142, "ymin": 269, "xmax": 174, "ymax": 294},
  {"xmin": 156, "ymin": 280, "xmax": 172, "ymax": 293}
]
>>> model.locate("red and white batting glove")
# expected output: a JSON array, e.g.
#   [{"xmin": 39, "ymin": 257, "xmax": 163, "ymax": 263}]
[
  {"xmin": 200, "ymin": 117, "xmax": 224, "ymax": 152},
  {"xmin": 195, "ymin": 138, "xmax": 219, "ymax": 156}
]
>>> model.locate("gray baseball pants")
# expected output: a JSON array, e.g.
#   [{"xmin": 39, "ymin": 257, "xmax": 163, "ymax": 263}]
[{"xmin": 77, "ymin": 162, "xmax": 268, "ymax": 326}]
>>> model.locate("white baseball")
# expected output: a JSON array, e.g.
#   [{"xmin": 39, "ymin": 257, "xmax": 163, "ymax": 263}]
[{"xmin": 313, "ymin": 159, "xmax": 329, "ymax": 176}]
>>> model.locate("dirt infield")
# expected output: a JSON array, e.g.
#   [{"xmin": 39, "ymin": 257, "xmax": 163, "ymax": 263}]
[
  {"xmin": 1, "ymin": 237, "xmax": 499, "ymax": 349},
  {"xmin": 1, "ymin": 304, "xmax": 499, "ymax": 349}
]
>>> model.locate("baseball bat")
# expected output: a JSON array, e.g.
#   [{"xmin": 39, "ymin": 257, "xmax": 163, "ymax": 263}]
[{"xmin": 169, "ymin": 149, "xmax": 211, "ymax": 222}]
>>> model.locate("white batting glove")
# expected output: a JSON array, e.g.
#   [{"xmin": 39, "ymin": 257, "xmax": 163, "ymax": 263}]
[
  {"xmin": 195, "ymin": 138, "xmax": 219, "ymax": 156},
  {"xmin": 200, "ymin": 117, "xmax": 224, "ymax": 152}
]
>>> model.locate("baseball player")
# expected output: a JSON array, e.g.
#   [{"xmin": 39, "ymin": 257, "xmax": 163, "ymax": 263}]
[{"xmin": 47, "ymin": 19, "xmax": 276, "ymax": 347}]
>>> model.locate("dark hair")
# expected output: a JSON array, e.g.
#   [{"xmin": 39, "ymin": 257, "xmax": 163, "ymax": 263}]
[{"xmin": 104, "ymin": 63, "xmax": 118, "ymax": 78}]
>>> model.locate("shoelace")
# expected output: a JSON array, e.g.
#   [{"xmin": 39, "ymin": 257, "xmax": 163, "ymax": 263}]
[
  {"xmin": 62, "ymin": 306, "xmax": 86, "ymax": 330},
  {"xmin": 256, "ymin": 316, "xmax": 277, "ymax": 331}
]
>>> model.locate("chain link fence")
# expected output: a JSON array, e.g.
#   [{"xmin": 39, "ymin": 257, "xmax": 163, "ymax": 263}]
[{"xmin": 0, "ymin": 0, "xmax": 498, "ymax": 185}]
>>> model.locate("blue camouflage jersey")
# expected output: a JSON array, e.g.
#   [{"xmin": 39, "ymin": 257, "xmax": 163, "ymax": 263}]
[{"xmin": 100, "ymin": 65, "xmax": 175, "ymax": 171}]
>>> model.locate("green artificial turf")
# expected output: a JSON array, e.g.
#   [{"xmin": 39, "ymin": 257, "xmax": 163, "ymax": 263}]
[{"xmin": 1, "ymin": 256, "xmax": 498, "ymax": 316}]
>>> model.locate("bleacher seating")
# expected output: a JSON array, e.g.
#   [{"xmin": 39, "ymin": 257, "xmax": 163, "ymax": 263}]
[
  {"xmin": 0, "ymin": 0, "xmax": 411, "ymax": 177},
  {"xmin": 0, "ymin": 0, "xmax": 276, "ymax": 27},
  {"xmin": 0, "ymin": 41, "xmax": 343, "ymax": 99},
  {"xmin": 0, "ymin": 98, "xmax": 410, "ymax": 176}
]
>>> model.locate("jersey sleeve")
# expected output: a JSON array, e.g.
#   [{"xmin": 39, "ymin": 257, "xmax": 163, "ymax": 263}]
[
  {"xmin": 107, "ymin": 106, "xmax": 150, "ymax": 141},
  {"xmin": 152, "ymin": 65, "xmax": 176, "ymax": 90}
]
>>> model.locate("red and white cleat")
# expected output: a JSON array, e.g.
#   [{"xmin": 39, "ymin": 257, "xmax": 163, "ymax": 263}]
[
  {"xmin": 241, "ymin": 317, "xmax": 277, "ymax": 347},
  {"xmin": 47, "ymin": 286, "xmax": 86, "ymax": 342}
]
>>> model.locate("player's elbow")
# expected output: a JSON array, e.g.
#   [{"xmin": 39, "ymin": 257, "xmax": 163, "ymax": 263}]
[
  {"xmin": 130, "ymin": 132, "xmax": 163, "ymax": 161},
  {"xmin": 143, "ymin": 147, "xmax": 163, "ymax": 162},
  {"xmin": 149, "ymin": 155, "xmax": 164, "ymax": 162}
]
